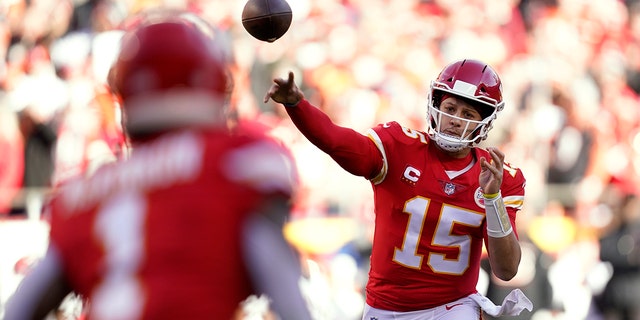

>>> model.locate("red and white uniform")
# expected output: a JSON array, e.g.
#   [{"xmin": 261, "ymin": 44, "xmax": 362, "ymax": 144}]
[
  {"xmin": 46, "ymin": 127, "xmax": 298, "ymax": 319},
  {"xmin": 286, "ymin": 100, "xmax": 525, "ymax": 311}
]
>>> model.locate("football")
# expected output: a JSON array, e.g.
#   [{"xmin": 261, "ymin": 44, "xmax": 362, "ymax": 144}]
[{"xmin": 241, "ymin": 0, "xmax": 292, "ymax": 43}]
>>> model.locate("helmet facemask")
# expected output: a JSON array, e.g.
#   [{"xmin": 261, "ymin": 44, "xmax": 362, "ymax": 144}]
[
  {"xmin": 427, "ymin": 86, "xmax": 501, "ymax": 153},
  {"xmin": 426, "ymin": 59, "xmax": 505, "ymax": 153}
]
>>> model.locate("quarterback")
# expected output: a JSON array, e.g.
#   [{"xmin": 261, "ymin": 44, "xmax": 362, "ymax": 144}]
[{"xmin": 264, "ymin": 59, "xmax": 532, "ymax": 319}]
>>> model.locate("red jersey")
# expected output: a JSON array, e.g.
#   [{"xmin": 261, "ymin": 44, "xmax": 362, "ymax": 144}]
[
  {"xmin": 47, "ymin": 128, "xmax": 297, "ymax": 319},
  {"xmin": 285, "ymin": 100, "xmax": 525, "ymax": 311},
  {"xmin": 365, "ymin": 121, "xmax": 525, "ymax": 310}
]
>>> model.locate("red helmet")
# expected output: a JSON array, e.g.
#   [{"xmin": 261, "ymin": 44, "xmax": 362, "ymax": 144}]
[
  {"xmin": 427, "ymin": 59, "xmax": 505, "ymax": 152},
  {"xmin": 110, "ymin": 11, "xmax": 231, "ymax": 142}
]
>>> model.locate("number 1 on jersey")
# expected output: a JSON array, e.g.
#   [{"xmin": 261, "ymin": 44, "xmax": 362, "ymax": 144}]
[{"xmin": 393, "ymin": 197, "xmax": 429, "ymax": 269}]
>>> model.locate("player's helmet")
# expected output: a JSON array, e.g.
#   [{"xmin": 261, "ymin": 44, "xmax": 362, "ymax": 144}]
[
  {"xmin": 110, "ymin": 11, "xmax": 230, "ymax": 142},
  {"xmin": 427, "ymin": 59, "xmax": 505, "ymax": 152}
]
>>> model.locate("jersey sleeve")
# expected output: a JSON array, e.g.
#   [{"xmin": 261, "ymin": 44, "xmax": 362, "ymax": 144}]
[
  {"xmin": 223, "ymin": 139, "xmax": 299, "ymax": 197},
  {"xmin": 367, "ymin": 121, "xmax": 430, "ymax": 184},
  {"xmin": 285, "ymin": 99, "xmax": 383, "ymax": 179},
  {"xmin": 501, "ymin": 163, "xmax": 526, "ymax": 213},
  {"xmin": 503, "ymin": 163, "xmax": 526, "ymax": 237}
]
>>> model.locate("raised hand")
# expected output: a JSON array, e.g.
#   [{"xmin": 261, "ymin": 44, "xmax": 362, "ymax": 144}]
[
  {"xmin": 479, "ymin": 147, "xmax": 504, "ymax": 195},
  {"xmin": 263, "ymin": 71, "xmax": 305, "ymax": 106}
]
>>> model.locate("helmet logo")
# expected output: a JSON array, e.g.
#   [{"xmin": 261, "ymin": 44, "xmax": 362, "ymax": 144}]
[
  {"xmin": 474, "ymin": 187, "xmax": 485, "ymax": 208},
  {"xmin": 452, "ymin": 80, "xmax": 478, "ymax": 97}
]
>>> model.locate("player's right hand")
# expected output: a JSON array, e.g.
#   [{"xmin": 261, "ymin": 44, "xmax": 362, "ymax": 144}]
[{"xmin": 264, "ymin": 71, "xmax": 305, "ymax": 106}]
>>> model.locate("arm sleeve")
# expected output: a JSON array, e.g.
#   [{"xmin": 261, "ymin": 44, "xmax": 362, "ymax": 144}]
[
  {"xmin": 285, "ymin": 100, "xmax": 383, "ymax": 179},
  {"xmin": 4, "ymin": 244, "xmax": 72, "ymax": 320},
  {"xmin": 242, "ymin": 205, "xmax": 312, "ymax": 320}
]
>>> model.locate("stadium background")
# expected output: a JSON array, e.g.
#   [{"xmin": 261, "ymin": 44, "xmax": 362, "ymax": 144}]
[{"xmin": 1, "ymin": 0, "xmax": 639, "ymax": 319}]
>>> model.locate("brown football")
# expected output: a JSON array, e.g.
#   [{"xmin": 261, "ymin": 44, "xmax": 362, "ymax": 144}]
[{"xmin": 241, "ymin": 0, "xmax": 292, "ymax": 43}]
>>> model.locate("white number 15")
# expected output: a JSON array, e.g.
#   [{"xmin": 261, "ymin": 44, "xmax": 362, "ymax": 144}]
[{"xmin": 392, "ymin": 197, "xmax": 484, "ymax": 275}]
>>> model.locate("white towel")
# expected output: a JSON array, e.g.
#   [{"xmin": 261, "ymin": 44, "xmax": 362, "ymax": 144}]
[{"xmin": 470, "ymin": 288, "xmax": 533, "ymax": 317}]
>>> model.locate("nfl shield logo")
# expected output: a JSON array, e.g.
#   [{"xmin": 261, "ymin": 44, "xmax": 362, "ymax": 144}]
[{"xmin": 444, "ymin": 182, "xmax": 456, "ymax": 195}]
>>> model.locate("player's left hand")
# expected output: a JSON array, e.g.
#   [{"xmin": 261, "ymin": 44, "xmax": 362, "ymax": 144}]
[{"xmin": 479, "ymin": 147, "xmax": 504, "ymax": 195}]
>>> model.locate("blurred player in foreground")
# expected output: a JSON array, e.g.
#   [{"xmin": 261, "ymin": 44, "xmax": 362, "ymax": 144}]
[
  {"xmin": 4, "ymin": 11, "xmax": 311, "ymax": 320},
  {"xmin": 264, "ymin": 60, "xmax": 532, "ymax": 319}
]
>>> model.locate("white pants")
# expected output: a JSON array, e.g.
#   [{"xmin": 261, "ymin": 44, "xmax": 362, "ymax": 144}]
[
  {"xmin": 361, "ymin": 295, "xmax": 480, "ymax": 320},
  {"xmin": 361, "ymin": 289, "xmax": 532, "ymax": 320}
]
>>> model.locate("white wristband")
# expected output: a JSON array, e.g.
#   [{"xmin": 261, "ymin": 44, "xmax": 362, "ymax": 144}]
[{"xmin": 484, "ymin": 192, "xmax": 513, "ymax": 238}]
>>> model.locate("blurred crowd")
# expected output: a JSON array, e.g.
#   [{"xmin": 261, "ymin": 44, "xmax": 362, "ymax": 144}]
[{"xmin": 1, "ymin": 0, "xmax": 640, "ymax": 319}]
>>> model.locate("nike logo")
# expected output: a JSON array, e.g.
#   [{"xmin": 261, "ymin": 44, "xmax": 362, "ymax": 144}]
[{"xmin": 445, "ymin": 303, "xmax": 463, "ymax": 310}]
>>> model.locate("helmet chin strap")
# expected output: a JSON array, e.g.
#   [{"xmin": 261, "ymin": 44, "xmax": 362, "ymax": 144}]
[{"xmin": 434, "ymin": 134, "xmax": 469, "ymax": 153}]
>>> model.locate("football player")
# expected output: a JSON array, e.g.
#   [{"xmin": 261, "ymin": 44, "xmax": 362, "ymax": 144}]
[
  {"xmin": 4, "ymin": 11, "xmax": 311, "ymax": 320},
  {"xmin": 264, "ymin": 60, "xmax": 532, "ymax": 319}
]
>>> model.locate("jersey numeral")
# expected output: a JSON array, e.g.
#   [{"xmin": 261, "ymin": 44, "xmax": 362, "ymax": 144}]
[
  {"xmin": 92, "ymin": 192, "xmax": 146, "ymax": 319},
  {"xmin": 401, "ymin": 127, "xmax": 428, "ymax": 144},
  {"xmin": 393, "ymin": 197, "xmax": 484, "ymax": 275},
  {"xmin": 504, "ymin": 162, "xmax": 518, "ymax": 177}
]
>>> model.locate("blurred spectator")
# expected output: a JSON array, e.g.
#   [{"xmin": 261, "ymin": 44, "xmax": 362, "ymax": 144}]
[
  {"xmin": 17, "ymin": 107, "xmax": 56, "ymax": 190},
  {"xmin": 546, "ymin": 85, "xmax": 594, "ymax": 206},
  {"xmin": 0, "ymin": 106, "xmax": 24, "ymax": 215},
  {"xmin": 12, "ymin": 106, "xmax": 57, "ymax": 218},
  {"xmin": 627, "ymin": 3, "xmax": 640, "ymax": 95},
  {"xmin": 596, "ymin": 189, "xmax": 640, "ymax": 320}
]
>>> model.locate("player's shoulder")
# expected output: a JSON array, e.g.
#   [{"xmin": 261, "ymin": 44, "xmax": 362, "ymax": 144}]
[
  {"xmin": 46, "ymin": 168, "xmax": 102, "ymax": 227},
  {"xmin": 55, "ymin": 131, "xmax": 209, "ymax": 214},
  {"xmin": 501, "ymin": 160, "xmax": 526, "ymax": 193},
  {"xmin": 369, "ymin": 121, "xmax": 430, "ymax": 145},
  {"xmin": 229, "ymin": 120, "xmax": 294, "ymax": 159},
  {"xmin": 224, "ymin": 121, "xmax": 298, "ymax": 195}
]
